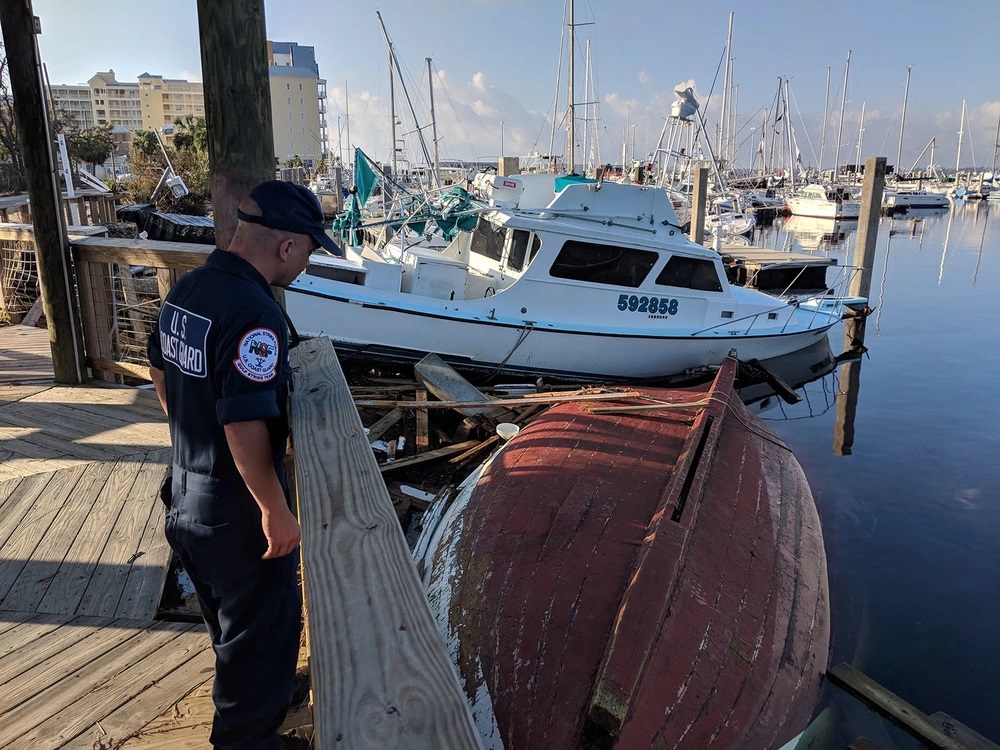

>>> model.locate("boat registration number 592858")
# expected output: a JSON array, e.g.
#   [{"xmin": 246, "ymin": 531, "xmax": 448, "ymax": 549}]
[{"xmin": 617, "ymin": 294, "xmax": 679, "ymax": 315}]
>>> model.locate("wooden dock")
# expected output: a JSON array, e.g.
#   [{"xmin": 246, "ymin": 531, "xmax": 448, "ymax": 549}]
[{"xmin": 0, "ymin": 324, "xmax": 215, "ymax": 750}]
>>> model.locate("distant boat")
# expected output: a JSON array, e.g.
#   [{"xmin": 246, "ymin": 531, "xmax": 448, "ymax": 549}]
[
  {"xmin": 787, "ymin": 184, "xmax": 861, "ymax": 219},
  {"xmin": 415, "ymin": 355, "xmax": 831, "ymax": 749},
  {"xmin": 290, "ymin": 177, "xmax": 844, "ymax": 381},
  {"xmin": 882, "ymin": 189, "xmax": 950, "ymax": 210}
]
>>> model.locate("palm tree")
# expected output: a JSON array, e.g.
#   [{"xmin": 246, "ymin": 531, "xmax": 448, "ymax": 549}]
[
  {"xmin": 172, "ymin": 114, "xmax": 207, "ymax": 153},
  {"xmin": 132, "ymin": 130, "xmax": 159, "ymax": 157}
]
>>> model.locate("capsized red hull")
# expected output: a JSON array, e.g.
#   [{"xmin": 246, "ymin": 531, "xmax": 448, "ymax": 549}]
[{"xmin": 420, "ymin": 358, "xmax": 830, "ymax": 749}]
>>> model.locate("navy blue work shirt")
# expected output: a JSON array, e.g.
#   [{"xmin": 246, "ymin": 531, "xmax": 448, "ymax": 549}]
[{"xmin": 148, "ymin": 249, "xmax": 291, "ymax": 503}]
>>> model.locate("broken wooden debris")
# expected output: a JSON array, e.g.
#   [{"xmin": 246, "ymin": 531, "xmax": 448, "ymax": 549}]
[
  {"xmin": 826, "ymin": 663, "xmax": 989, "ymax": 750},
  {"xmin": 379, "ymin": 440, "xmax": 481, "ymax": 473},
  {"xmin": 415, "ymin": 353, "xmax": 503, "ymax": 419},
  {"xmin": 353, "ymin": 391, "xmax": 636, "ymax": 410},
  {"xmin": 365, "ymin": 408, "xmax": 403, "ymax": 443},
  {"xmin": 415, "ymin": 389, "xmax": 429, "ymax": 453},
  {"xmin": 447, "ymin": 435, "xmax": 500, "ymax": 465}
]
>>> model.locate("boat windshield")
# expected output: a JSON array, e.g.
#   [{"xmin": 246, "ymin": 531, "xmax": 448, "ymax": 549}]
[{"xmin": 549, "ymin": 240, "xmax": 658, "ymax": 288}]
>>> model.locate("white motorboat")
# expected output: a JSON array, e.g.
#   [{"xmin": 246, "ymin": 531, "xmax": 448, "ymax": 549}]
[
  {"xmin": 706, "ymin": 208, "xmax": 756, "ymax": 237},
  {"xmin": 883, "ymin": 189, "xmax": 950, "ymax": 210},
  {"xmin": 288, "ymin": 176, "xmax": 843, "ymax": 381},
  {"xmin": 787, "ymin": 184, "xmax": 860, "ymax": 219}
]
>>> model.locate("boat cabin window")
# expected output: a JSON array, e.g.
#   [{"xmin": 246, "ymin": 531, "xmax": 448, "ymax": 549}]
[
  {"xmin": 470, "ymin": 216, "xmax": 506, "ymax": 262},
  {"xmin": 529, "ymin": 234, "xmax": 542, "ymax": 265},
  {"xmin": 655, "ymin": 255, "xmax": 723, "ymax": 292},
  {"xmin": 506, "ymin": 229, "xmax": 532, "ymax": 272},
  {"xmin": 549, "ymin": 240, "xmax": 657, "ymax": 288}
]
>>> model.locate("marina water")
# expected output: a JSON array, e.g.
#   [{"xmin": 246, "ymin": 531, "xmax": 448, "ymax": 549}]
[{"xmin": 753, "ymin": 202, "xmax": 1000, "ymax": 746}]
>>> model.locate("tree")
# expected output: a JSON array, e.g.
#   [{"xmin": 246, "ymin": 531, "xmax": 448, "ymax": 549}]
[
  {"xmin": 0, "ymin": 49, "xmax": 24, "ymax": 176},
  {"xmin": 0, "ymin": 44, "xmax": 79, "ymax": 182},
  {"xmin": 69, "ymin": 125, "xmax": 114, "ymax": 174},
  {"xmin": 172, "ymin": 114, "xmax": 207, "ymax": 154},
  {"xmin": 132, "ymin": 130, "xmax": 160, "ymax": 158}
]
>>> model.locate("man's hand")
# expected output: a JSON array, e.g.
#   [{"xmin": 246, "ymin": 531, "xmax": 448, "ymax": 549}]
[
  {"xmin": 262, "ymin": 504, "xmax": 302, "ymax": 559},
  {"xmin": 224, "ymin": 420, "xmax": 301, "ymax": 559}
]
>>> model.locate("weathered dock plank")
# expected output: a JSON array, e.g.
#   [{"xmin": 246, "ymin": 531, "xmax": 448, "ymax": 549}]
[
  {"xmin": 0, "ymin": 615, "xmax": 211, "ymax": 750},
  {"xmin": 0, "ymin": 464, "xmax": 90, "ymax": 608},
  {"xmin": 35, "ymin": 456, "xmax": 146, "ymax": 616},
  {"xmin": 290, "ymin": 336, "xmax": 482, "ymax": 750},
  {"xmin": 77, "ymin": 449, "xmax": 171, "ymax": 618},
  {"xmin": 81, "ymin": 647, "xmax": 215, "ymax": 750},
  {"xmin": 0, "ymin": 462, "xmax": 114, "ymax": 613},
  {"xmin": 15, "ymin": 624, "xmax": 207, "ymax": 750}
]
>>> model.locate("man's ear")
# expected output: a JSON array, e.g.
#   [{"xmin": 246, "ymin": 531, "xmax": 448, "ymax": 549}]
[{"xmin": 278, "ymin": 238, "xmax": 294, "ymax": 261}]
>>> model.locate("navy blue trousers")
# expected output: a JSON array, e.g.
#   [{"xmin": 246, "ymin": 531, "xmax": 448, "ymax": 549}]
[{"xmin": 165, "ymin": 469, "xmax": 301, "ymax": 750}]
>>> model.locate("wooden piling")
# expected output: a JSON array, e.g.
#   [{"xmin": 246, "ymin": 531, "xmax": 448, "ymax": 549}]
[
  {"xmin": 689, "ymin": 166, "xmax": 709, "ymax": 245},
  {"xmin": 0, "ymin": 2, "xmax": 86, "ymax": 383},
  {"xmin": 849, "ymin": 156, "xmax": 887, "ymax": 302},
  {"xmin": 195, "ymin": 0, "xmax": 275, "ymax": 250}
]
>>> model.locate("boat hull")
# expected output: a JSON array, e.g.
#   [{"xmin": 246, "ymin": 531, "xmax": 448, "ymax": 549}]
[
  {"xmin": 287, "ymin": 287, "xmax": 837, "ymax": 380},
  {"xmin": 787, "ymin": 197, "xmax": 861, "ymax": 219},
  {"xmin": 418, "ymin": 358, "xmax": 831, "ymax": 748}
]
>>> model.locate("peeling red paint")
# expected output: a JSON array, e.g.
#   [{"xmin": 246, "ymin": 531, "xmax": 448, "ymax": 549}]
[{"xmin": 436, "ymin": 358, "xmax": 830, "ymax": 748}]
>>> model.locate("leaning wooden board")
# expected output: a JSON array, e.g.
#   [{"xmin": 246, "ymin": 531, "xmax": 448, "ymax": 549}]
[{"xmin": 290, "ymin": 337, "xmax": 482, "ymax": 750}]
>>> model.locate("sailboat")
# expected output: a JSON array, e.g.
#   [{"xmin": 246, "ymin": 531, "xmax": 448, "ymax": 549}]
[
  {"xmin": 788, "ymin": 52, "xmax": 861, "ymax": 219},
  {"xmin": 882, "ymin": 68, "xmax": 950, "ymax": 210}
]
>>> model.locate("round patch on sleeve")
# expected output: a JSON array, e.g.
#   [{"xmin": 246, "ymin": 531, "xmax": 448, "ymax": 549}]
[{"xmin": 233, "ymin": 328, "xmax": 280, "ymax": 382}]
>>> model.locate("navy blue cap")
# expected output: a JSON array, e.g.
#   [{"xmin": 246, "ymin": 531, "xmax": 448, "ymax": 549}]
[{"xmin": 238, "ymin": 180, "xmax": 343, "ymax": 257}]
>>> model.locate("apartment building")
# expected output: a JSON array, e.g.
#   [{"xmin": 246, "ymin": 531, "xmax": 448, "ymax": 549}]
[
  {"xmin": 88, "ymin": 71, "xmax": 142, "ymax": 130},
  {"xmin": 138, "ymin": 73, "xmax": 206, "ymax": 132},
  {"xmin": 268, "ymin": 40, "xmax": 328, "ymax": 167},
  {"xmin": 48, "ymin": 83, "xmax": 94, "ymax": 130},
  {"xmin": 49, "ymin": 43, "xmax": 329, "ymax": 166}
]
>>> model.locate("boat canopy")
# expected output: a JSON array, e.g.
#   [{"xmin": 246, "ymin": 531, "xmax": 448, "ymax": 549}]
[{"xmin": 554, "ymin": 173, "xmax": 598, "ymax": 192}]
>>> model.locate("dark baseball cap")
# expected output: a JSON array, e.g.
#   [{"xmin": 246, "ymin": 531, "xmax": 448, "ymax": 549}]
[{"xmin": 237, "ymin": 180, "xmax": 343, "ymax": 256}]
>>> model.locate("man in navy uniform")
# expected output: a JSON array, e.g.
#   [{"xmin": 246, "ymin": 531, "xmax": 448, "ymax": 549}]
[{"xmin": 147, "ymin": 181, "xmax": 341, "ymax": 749}]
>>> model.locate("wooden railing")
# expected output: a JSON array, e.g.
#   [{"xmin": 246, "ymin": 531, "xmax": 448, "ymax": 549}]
[
  {"xmin": 0, "ymin": 194, "xmax": 119, "ymax": 227},
  {"xmin": 71, "ymin": 238, "xmax": 213, "ymax": 381}
]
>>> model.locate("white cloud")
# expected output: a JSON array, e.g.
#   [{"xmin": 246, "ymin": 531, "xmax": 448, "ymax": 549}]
[
  {"xmin": 472, "ymin": 100, "xmax": 498, "ymax": 118},
  {"xmin": 638, "ymin": 71, "xmax": 650, "ymax": 85}
]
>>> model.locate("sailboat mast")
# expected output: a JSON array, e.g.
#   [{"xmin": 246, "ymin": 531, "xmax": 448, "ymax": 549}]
[
  {"xmin": 376, "ymin": 12, "xmax": 398, "ymax": 176},
  {"xmin": 583, "ymin": 39, "xmax": 591, "ymax": 176},
  {"xmin": 344, "ymin": 80, "xmax": 351, "ymax": 169},
  {"xmin": 992, "ymin": 109, "xmax": 1000, "ymax": 175},
  {"xmin": 955, "ymin": 99, "xmax": 966, "ymax": 181},
  {"xmin": 819, "ymin": 65, "xmax": 830, "ymax": 175},
  {"xmin": 718, "ymin": 12, "xmax": 734, "ymax": 161},
  {"xmin": 784, "ymin": 78, "xmax": 795, "ymax": 191},
  {"xmin": 855, "ymin": 100, "xmax": 866, "ymax": 186},
  {"xmin": 895, "ymin": 65, "xmax": 911, "ymax": 179},
  {"xmin": 833, "ymin": 49, "xmax": 851, "ymax": 184},
  {"xmin": 567, "ymin": 0, "xmax": 575, "ymax": 174},
  {"xmin": 427, "ymin": 58, "xmax": 440, "ymax": 189}
]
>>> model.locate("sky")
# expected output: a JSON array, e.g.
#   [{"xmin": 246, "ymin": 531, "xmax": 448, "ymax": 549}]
[{"xmin": 30, "ymin": 0, "xmax": 1000, "ymax": 173}]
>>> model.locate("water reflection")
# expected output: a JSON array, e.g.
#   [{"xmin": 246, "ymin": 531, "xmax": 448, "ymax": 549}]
[{"xmin": 784, "ymin": 216, "xmax": 852, "ymax": 251}]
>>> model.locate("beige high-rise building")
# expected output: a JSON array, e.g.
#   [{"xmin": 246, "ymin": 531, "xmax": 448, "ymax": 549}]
[
  {"xmin": 138, "ymin": 73, "xmax": 205, "ymax": 132},
  {"xmin": 268, "ymin": 41, "xmax": 328, "ymax": 168},
  {"xmin": 49, "ymin": 49, "xmax": 328, "ymax": 167},
  {"xmin": 88, "ymin": 71, "xmax": 142, "ymax": 130},
  {"xmin": 48, "ymin": 83, "xmax": 95, "ymax": 130}
]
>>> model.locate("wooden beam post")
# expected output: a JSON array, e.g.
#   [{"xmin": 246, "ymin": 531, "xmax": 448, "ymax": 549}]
[
  {"xmin": 195, "ymin": 0, "xmax": 275, "ymax": 250},
  {"xmin": 849, "ymin": 156, "xmax": 887, "ymax": 301},
  {"xmin": 689, "ymin": 166, "xmax": 709, "ymax": 245},
  {"xmin": 0, "ymin": 1, "xmax": 86, "ymax": 383}
]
